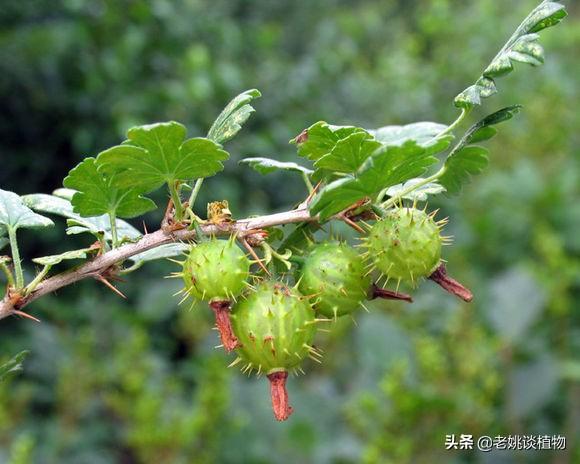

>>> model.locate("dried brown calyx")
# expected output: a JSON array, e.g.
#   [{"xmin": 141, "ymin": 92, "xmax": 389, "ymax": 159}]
[
  {"xmin": 428, "ymin": 263, "xmax": 473, "ymax": 302},
  {"xmin": 267, "ymin": 370, "xmax": 293, "ymax": 421},
  {"xmin": 209, "ymin": 300, "xmax": 239, "ymax": 351}
]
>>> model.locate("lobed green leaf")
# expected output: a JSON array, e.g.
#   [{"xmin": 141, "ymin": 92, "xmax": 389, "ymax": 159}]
[
  {"xmin": 370, "ymin": 121, "xmax": 453, "ymax": 158},
  {"xmin": 439, "ymin": 146, "xmax": 490, "ymax": 195},
  {"xmin": 439, "ymin": 105, "xmax": 521, "ymax": 194},
  {"xmin": 33, "ymin": 248, "xmax": 94, "ymax": 266},
  {"xmin": 384, "ymin": 179, "xmax": 446, "ymax": 202},
  {"xmin": 292, "ymin": 121, "xmax": 367, "ymax": 161},
  {"xmin": 63, "ymin": 157, "xmax": 156, "ymax": 218},
  {"xmin": 455, "ymin": 1, "xmax": 567, "ymax": 108},
  {"xmin": 239, "ymin": 157, "xmax": 313, "ymax": 175},
  {"xmin": 0, "ymin": 351, "xmax": 29, "ymax": 382},
  {"xmin": 23, "ymin": 193, "xmax": 142, "ymax": 242},
  {"xmin": 369, "ymin": 121, "xmax": 447, "ymax": 146},
  {"xmin": 0, "ymin": 189, "xmax": 54, "ymax": 234},
  {"xmin": 310, "ymin": 141, "xmax": 437, "ymax": 220},
  {"xmin": 97, "ymin": 122, "xmax": 229, "ymax": 194},
  {"xmin": 207, "ymin": 89, "xmax": 261, "ymax": 144},
  {"xmin": 314, "ymin": 131, "xmax": 381, "ymax": 174}
]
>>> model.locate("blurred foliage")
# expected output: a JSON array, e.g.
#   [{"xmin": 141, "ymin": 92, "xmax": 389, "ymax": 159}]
[{"xmin": 0, "ymin": 0, "xmax": 579, "ymax": 463}]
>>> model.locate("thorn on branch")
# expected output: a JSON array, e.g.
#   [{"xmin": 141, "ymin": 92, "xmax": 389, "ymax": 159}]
[
  {"xmin": 0, "ymin": 204, "xmax": 316, "ymax": 322},
  {"xmin": 240, "ymin": 235, "xmax": 270, "ymax": 276},
  {"xmin": 428, "ymin": 263, "xmax": 473, "ymax": 302},
  {"xmin": 347, "ymin": 209, "xmax": 377, "ymax": 222},
  {"xmin": 162, "ymin": 198, "xmax": 174, "ymax": 230},
  {"xmin": 88, "ymin": 241, "xmax": 104, "ymax": 256},
  {"xmin": 95, "ymin": 275, "xmax": 127, "ymax": 299},
  {"xmin": 304, "ymin": 181, "xmax": 322, "ymax": 205},
  {"xmin": 336, "ymin": 198, "xmax": 375, "ymax": 232},
  {"xmin": 338, "ymin": 213, "xmax": 365, "ymax": 234},
  {"xmin": 12, "ymin": 310, "xmax": 41, "ymax": 323},
  {"xmin": 161, "ymin": 198, "xmax": 187, "ymax": 233}
]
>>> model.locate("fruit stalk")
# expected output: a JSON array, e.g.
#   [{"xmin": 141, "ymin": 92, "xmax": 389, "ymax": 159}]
[
  {"xmin": 267, "ymin": 370, "xmax": 293, "ymax": 421},
  {"xmin": 428, "ymin": 264, "xmax": 473, "ymax": 302},
  {"xmin": 208, "ymin": 300, "xmax": 239, "ymax": 351},
  {"xmin": 370, "ymin": 284, "xmax": 413, "ymax": 303}
]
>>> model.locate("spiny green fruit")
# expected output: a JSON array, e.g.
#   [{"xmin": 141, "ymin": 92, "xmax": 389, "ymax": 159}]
[
  {"xmin": 230, "ymin": 281, "xmax": 319, "ymax": 421},
  {"xmin": 181, "ymin": 236, "xmax": 250, "ymax": 352},
  {"xmin": 182, "ymin": 236, "xmax": 250, "ymax": 302},
  {"xmin": 298, "ymin": 242, "xmax": 371, "ymax": 319},
  {"xmin": 365, "ymin": 207, "xmax": 447, "ymax": 286}
]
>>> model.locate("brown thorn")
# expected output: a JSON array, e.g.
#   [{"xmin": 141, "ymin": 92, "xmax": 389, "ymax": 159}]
[
  {"xmin": 240, "ymin": 237, "xmax": 270, "ymax": 276},
  {"xmin": 161, "ymin": 198, "xmax": 176, "ymax": 232},
  {"xmin": 428, "ymin": 263, "xmax": 473, "ymax": 302},
  {"xmin": 88, "ymin": 241, "xmax": 104, "ymax": 256},
  {"xmin": 244, "ymin": 229, "xmax": 269, "ymax": 247},
  {"xmin": 142, "ymin": 220, "xmax": 149, "ymax": 235},
  {"xmin": 12, "ymin": 310, "xmax": 41, "ymax": 323},
  {"xmin": 347, "ymin": 210, "xmax": 377, "ymax": 222},
  {"xmin": 340, "ymin": 214, "xmax": 365, "ymax": 234},
  {"xmin": 305, "ymin": 181, "xmax": 322, "ymax": 204},
  {"xmin": 267, "ymin": 370, "xmax": 293, "ymax": 421},
  {"xmin": 96, "ymin": 276, "xmax": 127, "ymax": 299},
  {"xmin": 208, "ymin": 300, "xmax": 239, "ymax": 352},
  {"xmin": 369, "ymin": 284, "xmax": 413, "ymax": 303}
]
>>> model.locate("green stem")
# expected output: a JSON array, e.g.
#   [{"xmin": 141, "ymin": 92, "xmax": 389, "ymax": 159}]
[
  {"xmin": 188, "ymin": 178, "xmax": 204, "ymax": 211},
  {"xmin": 184, "ymin": 207, "xmax": 204, "ymax": 230},
  {"xmin": 288, "ymin": 255, "xmax": 305, "ymax": 265},
  {"xmin": 108, "ymin": 212, "xmax": 119, "ymax": 248},
  {"xmin": 98, "ymin": 232, "xmax": 108, "ymax": 253},
  {"xmin": 370, "ymin": 204, "xmax": 387, "ymax": 218},
  {"xmin": 436, "ymin": 107, "xmax": 471, "ymax": 138},
  {"xmin": 0, "ymin": 260, "xmax": 15, "ymax": 288},
  {"xmin": 119, "ymin": 262, "xmax": 142, "ymax": 275},
  {"xmin": 381, "ymin": 168, "xmax": 445, "ymax": 210},
  {"xmin": 23, "ymin": 265, "xmax": 51, "ymax": 296},
  {"xmin": 170, "ymin": 181, "xmax": 184, "ymax": 221},
  {"xmin": 301, "ymin": 172, "xmax": 314, "ymax": 194},
  {"xmin": 7, "ymin": 227, "xmax": 24, "ymax": 289}
]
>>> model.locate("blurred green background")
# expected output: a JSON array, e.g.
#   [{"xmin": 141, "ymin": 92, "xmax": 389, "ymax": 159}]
[{"xmin": 1, "ymin": 0, "xmax": 579, "ymax": 463}]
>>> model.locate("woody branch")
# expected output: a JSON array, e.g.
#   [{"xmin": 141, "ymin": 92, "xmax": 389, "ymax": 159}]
[{"xmin": 0, "ymin": 206, "xmax": 315, "ymax": 320}]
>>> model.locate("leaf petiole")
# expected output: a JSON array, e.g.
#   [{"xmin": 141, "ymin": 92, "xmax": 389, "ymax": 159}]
[
  {"xmin": 169, "ymin": 181, "xmax": 184, "ymax": 222},
  {"xmin": 23, "ymin": 265, "xmax": 52, "ymax": 296},
  {"xmin": 0, "ymin": 258, "xmax": 15, "ymax": 288},
  {"xmin": 435, "ymin": 107, "xmax": 471, "ymax": 139},
  {"xmin": 301, "ymin": 172, "xmax": 314, "ymax": 194},
  {"xmin": 108, "ymin": 212, "xmax": 119, "ymax": 248},
  {"xmin": 188, "ymin": 178, "xmax": 204, "ymax": 211},
  {"xmin": 7, "ymin": 227, "xmax": 24, "ymax": 289},
  {"xmin": 381, "ymin": 168, "xmax": 445, "ymax": 210}
]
